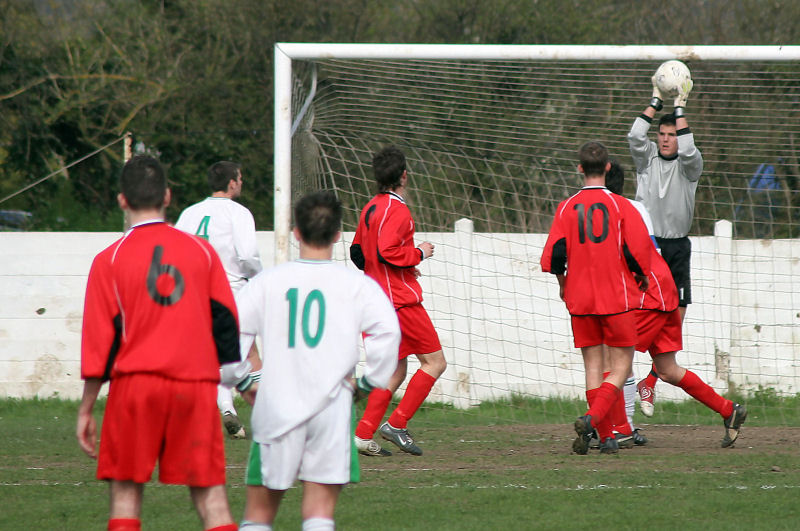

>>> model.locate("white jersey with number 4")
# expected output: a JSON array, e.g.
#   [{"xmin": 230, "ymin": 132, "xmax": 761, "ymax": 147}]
[
  {"xmin": 236, "ymin": 259, "xmax": 400, "ymax": 442},
  {"xmin": 175, "ymin": 197, "xmax": 262, "ymax": 290}
]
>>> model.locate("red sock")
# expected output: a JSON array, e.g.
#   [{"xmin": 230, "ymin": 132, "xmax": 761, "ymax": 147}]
[
  {"xmin": 108, "ymin": 519, "xmax": 141, "ymax": 531},
  {"xmin": 678, "ymin": 370, "xmax": 733, "ymax": 418},
  {"xmin": 586, "ymin": 382, "xmax": 619, "ymax": 427},
  {"xmin": 585, "ymin": 388, "xmax": 598, "ymax": 411},
  {"xmin": 595, "ymin": 416, "xmax": 614, "ymax": 441},
  {"xmin": 611, "ymin": 387, "xmax": 632, "ymax": 435},
  {"xmin": 645, "ymin": 365, "xmax": 659, "ymax": 388},
  {"xmin": 585, "ymin": 385, "xmax": 613, "ymax": 439},
  {"xmin": 388, "ymin": 370, "xmax": 436, "ymax": 429},
  {"xmin": 355, "ymin": 388, "xmax": 393, "ymax": 439},
  {"xmin": 207, "ymin": 525, "xmax": 238, "ymax": 531}
]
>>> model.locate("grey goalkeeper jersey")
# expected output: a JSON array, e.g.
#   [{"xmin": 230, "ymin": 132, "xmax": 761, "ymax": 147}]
[{"xmin": 627, "ymin": 116, "xmax": 703, "ymax": 239}]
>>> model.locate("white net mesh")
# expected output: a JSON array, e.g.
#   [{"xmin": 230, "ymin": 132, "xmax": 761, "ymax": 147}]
[{"xmin": 288, "ymin": 54, "xmax": 800, "ymax": 424}]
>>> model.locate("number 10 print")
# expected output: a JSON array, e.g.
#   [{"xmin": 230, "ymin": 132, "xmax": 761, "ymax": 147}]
[
  {"xmin": 285, "ymin": 288, "xmax": 326, "ymax": 348},
  {"xmin": 573, "ymin": 203, "xmax": 609, "ymax": 244}
]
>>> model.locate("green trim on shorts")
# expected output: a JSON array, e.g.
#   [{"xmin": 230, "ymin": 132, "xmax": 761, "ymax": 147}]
[
  {"xmin": 245, "ymin": 440, "xmax": 263, "ymax": 486},
  {"xmin": 350, "ymin": 402, "xmax": 360, "ymax": 483}
]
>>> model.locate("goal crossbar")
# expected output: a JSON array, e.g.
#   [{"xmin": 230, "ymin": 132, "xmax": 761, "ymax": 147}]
[{"xmin": 273, "ymin": 43, "xmax": 800, "ymax": 263}]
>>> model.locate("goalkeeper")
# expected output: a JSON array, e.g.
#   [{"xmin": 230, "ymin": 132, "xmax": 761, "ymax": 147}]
[{"xmin": 627, "ymin": 65, "xmax": 703, "ymax": 417}]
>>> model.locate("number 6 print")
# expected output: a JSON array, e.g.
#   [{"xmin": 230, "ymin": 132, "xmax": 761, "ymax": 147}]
[{"xmin": 147, "ymin": 245, "xmax": 185, "ymax": 306}]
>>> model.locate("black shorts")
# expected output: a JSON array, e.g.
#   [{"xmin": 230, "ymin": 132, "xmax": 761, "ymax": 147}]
[{"xmin": 655, "ymin": 236, "xmax": 691, "ymax": 306}]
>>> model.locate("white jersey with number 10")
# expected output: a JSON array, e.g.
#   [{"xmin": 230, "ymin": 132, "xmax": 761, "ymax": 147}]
[{"xmin": 236, "ymin": 259, "xmax": 400, "ymax": 443}]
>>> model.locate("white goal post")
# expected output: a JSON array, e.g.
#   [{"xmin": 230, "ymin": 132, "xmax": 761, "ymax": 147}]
[
  {"xmin": 273, "ymin": 44, "xmax": 800, "ymax": 414},
  {"xmin": 274, "ymin": 43, "xmax": 800, "ymax": 263}
]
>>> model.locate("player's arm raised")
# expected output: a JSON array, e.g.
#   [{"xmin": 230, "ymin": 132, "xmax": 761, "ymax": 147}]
[
  {"xmin": 627, "ymin": 77, "xmax": 662, "ymax": 173},
  {"xmin": 670, "ymin": 73, "xmax": 703, "ymax": 181}
]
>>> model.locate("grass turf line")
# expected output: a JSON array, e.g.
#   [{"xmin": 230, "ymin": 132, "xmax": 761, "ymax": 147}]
[{"xmin": 2, "ymin": 396, "xmax": 799, "ymax": 529}]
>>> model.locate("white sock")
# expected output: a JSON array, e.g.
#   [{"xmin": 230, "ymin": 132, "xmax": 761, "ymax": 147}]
[
  {"xmin": 302, "ymin": 517, "xmax": 335, "ymax": 531},
  {"xmin": 240, "ymin": 521, "xmax": 272, "ymax": 531},
  {"xmin": 217, "ymin": 385, "xmax": 236, "ymax": 415},
  {"xmin": 624, "ymin": 377, "xmax": 636, "ymax": 429}
]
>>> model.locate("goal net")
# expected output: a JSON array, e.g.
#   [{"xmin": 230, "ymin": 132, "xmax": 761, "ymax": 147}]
[{"xmin": 277, "ymin": 44, "xmax": 800, "ymax": 427}]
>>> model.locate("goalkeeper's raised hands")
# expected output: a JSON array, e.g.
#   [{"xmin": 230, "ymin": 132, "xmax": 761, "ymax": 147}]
[
  {"xmin": 674, "ymin": 77, "xmax": 694, "ymax": 108},
  {"xmin": 650, "ymin": 74, "xmax": 665, "ymax": 111}
]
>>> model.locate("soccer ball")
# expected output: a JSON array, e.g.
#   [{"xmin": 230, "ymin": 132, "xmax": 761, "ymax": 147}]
[{"xmin": 653, "ymin": 60, "xmax": 692, "ymax": 98}]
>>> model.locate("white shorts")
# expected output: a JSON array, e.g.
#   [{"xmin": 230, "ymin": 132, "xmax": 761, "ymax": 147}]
[{"xmin": 245, "ymin": 386, "xmax": 353, "ymax": 490}]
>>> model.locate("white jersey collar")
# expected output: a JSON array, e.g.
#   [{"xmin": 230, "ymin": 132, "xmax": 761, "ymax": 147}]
[
  {"xmin": 296, "ymin": 258, "xmax": 333, "ymax": 264},
  {"xmin": 130, "ymin": 218, "xmax": 165, "ymax": 229},
  {"xmin": 385, "ymin": 191, "xmax": 405, "ymax": 203}
]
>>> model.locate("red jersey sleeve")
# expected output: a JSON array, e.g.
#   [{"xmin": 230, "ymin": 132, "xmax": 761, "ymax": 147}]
[
  {"xmin": 81, "ymin": 249, "xmax": 122, "ymax": 380},
  {"xmin": 541, "ymin": 200, "xmax": 568, "ymax": 274},
  {"xmin": 377, "ymin": 206, "xmax": 422, "ymax": 268},
  {"xmin": 204, "ymin": 239, "xmax": 240, "ymax": 365}
]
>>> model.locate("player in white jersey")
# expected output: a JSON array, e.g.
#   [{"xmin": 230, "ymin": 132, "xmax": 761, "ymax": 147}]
[
  {"xmin": 175, "ymin": 161, "xmax": 263, "ymax": 438},
  {"xmin": 236, "ymin": 191, "xmax": 399, "ymax": 531}
]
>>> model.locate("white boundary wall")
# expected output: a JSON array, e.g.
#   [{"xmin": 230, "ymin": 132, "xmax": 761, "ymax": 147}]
[{"xmin": 1, "ymin": 223, "xmax": 799, "ymax": 401}]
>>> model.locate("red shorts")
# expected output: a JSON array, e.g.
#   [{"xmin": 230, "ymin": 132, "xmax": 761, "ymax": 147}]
[
  {"xmin": 570, "ymin": 312, "xmax": 637, "ymax": 348},
  {"xmin": 396, "ymin": 303, "xmax": 442, "ymax": 359},
  {"xmin": 634, "ymin": 309, "xmax": 683, "ymax": 355},
  {"xmin": 97, "ymin": 373, "xmax": 225, "ymax": 486}
]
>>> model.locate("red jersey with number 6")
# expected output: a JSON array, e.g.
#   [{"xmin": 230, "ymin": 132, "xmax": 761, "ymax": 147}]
[
  {"xmin": 81, "ymin": 221, "xmax": 240, "ymax": 382},
  {"xmin": 350, "ymin": 191, "xmax": 424, "ymax": 309},
  {"xmin": 540, "ymin": 186, "xmax": 652, "ymax": 316}
]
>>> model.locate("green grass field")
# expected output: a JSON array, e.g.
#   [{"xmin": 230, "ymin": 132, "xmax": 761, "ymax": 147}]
[{"xmin": 2, "ymin": 396, "xmax": 799, "ymax": 530}]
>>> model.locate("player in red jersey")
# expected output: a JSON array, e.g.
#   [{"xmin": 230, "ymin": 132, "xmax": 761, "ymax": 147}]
[
  {"xmin": 350, "ymin": 146, "xmax": 447, "ymax": 457},
  {"xmin": 76, "ymin": 155, "xmax": 255, "ymax": 531},
  {"xmin": 541, "ymin": 141, "xmax": 652, "ymax": 455},
  {"xmin": 604, "ymin": 161, "xmax": 747, "ymax": 448}
]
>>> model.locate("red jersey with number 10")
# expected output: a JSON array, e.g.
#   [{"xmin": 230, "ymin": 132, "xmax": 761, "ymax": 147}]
[
  {"xmin": 350, "ymin": 192, "xmax": 424, "ymax": 309},
  {"xmin": 540, "ymin": 186, "xmax": 652, "ymax": 316},
  {"xmin": 81, "ymin": 221, "xmax": 240, "ymax": 382}
]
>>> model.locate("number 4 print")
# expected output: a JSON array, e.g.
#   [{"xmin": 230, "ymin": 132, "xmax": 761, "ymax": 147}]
[{"xmin": 195, "ymin": 216, "xmax": 210, "ymax": 240}]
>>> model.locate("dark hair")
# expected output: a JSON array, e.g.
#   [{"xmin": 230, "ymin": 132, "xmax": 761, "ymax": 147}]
[
  {"xmin": 578, "ymin": 141, "xmax": 608, "ymax": 177},
  {"xmin": 605, "ymin": 158, "xmax": 624, "ymax": 195},
  {"xmin": 373, "ymin": 146, "xmax": 406, "ymax": 192},
  {"xmin": 294, "ymin": 190, "xmax": 342, "ymax": 247},
  {"xmin": 208, "ymin": 161, "xmax": 241, "ymax": 192},
  {"xmin": 658, "ymin": 113, "xmax": 677, "ymax": 128},
  {"xmin": 120, "ymin": 155, "xmax": 167, "ymax": 210}
]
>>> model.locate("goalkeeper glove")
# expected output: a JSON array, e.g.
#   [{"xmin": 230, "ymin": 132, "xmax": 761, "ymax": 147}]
[
  {"xmin": 674, "ymin": 77, "xmax": 693, "ymax": 108},
  {"xmin": 650, "ymin": 74, "xmax": 664, "ymax": 111}
]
